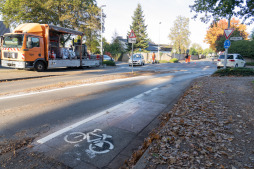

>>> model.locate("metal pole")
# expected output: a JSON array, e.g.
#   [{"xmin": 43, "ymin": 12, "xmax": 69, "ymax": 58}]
[
  {"xmin": 158, "ymin": 22, "xmax": 161, "ymax": 62},
  {"xmin": 100, "ymin": 8, "xmax": 103, "ymax": 56},
  {"xmin": 224, "ymin": 17, "xmax": 231, "ymax": 69},
  {"xmin": 100, "ymin": 5, "xmax": 106, "ymax": 56},
  {"xmin": 132, "ymin": 43, "xmax": 134, "ymax": 73},
  {"xmin": 80, "ymin": 35, "xmax": 83, "ymax": 67}
]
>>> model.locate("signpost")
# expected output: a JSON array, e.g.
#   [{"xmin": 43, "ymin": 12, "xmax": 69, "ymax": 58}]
[
  {"xmin": 224, "ymin": 40, "xmax": 231, "ymax": 49},
  {"xmin": 223, "ymin": 29, "xmax": 234, "ymax": 69},
  {"xmin": 230, "ymin": 37, "xmax": 243, "ymax": 41},
  {"xmin": 128, "ymin": 30, "xmax": 136, "ymax": 73},
  {"xmin": 224, "ymin": 29, "xmax": 234, "ymax": 39}
]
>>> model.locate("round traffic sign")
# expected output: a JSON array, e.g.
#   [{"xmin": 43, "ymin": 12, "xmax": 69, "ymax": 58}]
[{"xmin": 224, "ymin": 40, "xmax": 231, "ymax": 49}]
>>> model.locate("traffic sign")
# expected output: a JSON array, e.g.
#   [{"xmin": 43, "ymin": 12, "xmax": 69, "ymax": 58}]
[
  {"xmin": 224, "ymin": 29, "xmax": 234, "ymax": 39},
  {"xmin": 230, "ymin": 37, "xmax": 243, "ymax": 41},
  {"xmin": 128, "ymin": 30, "xmax": 136, "ymax": 44},
  {"xmin": 129, "ymin": 30, "xmax": 136, "ymax": 38},
  {"xmin": 224, "ymin": 40, "xmax": 231, "ymax": 49},
  {"xmin": 128, "ymin": 38, "xmax": 136, "ymax": 43}
]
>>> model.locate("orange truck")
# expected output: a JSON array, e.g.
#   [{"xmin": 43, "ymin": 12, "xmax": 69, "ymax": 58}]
[{"xmin": 1, "ymin": 23, "xmax": 100, "ymax": 71}]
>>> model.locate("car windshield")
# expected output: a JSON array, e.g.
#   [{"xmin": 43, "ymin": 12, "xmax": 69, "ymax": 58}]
[
  {"xmin": 219, "ymin": 55, "xmax": 233, "ymax": 59},
  {"xmin": 3, "ymin": 34, "xmax": 24, "ymax": 48},
  {"xmin": 131, "ymin": 54, "xmax": 141, "ymax": 59}
]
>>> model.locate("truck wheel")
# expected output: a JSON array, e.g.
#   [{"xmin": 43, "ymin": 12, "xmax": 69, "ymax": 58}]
[{"xmin": 35, "ymin": 61, "xmax": 46, "ymax": 72}]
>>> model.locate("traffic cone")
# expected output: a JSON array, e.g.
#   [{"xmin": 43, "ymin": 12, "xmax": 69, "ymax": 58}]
[{"xmin": 51, "ymin": 51, "xmax": 55, "ymax": 59}]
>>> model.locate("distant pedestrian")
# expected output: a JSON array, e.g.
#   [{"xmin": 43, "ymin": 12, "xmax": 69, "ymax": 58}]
[
  {"xmin": 185, "ymin": 53, "xmax": 188, "ymax": 63},
  {"xmin": 152, "ymin": 52, "xmax": 156, "ymax": 64}
]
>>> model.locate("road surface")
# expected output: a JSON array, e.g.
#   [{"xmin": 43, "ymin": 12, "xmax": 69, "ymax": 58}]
[{"xmin": 0, "ymin": 61, "xmax": 216, "ymax": 168}]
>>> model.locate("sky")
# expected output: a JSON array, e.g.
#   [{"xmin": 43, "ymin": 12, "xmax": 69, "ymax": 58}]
[{"xmin": 96, "ymin": 0, "xmax": 254, "ymax": 49}]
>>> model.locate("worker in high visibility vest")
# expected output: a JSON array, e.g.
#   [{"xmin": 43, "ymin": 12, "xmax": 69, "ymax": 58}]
[
  {"xmin": 152, "ymin": 52, "xmax": 156, "ymax": 64},
  {"xmin": 188, "ymin": 54, "xmax": 191, "ymax": 63},
  {"xmin": 185, "ymin": 53, "xmax": 188, "ymax": 63}
]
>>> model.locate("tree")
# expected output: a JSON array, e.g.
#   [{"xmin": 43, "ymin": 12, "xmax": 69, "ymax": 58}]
[
  {"xmin": 204, "ymin": 18, "xmax": 249, "ymax": 51},
  {"xmin": 203, "ymin": 48, "xmax": 215, "ymax": 57},
  {"xmin": 190, "ymin": 0, "xmax": 254, "ymax": 25},
  {"xmin": 189, "ymin": 43, "xmax": 203, "ymax": 55},
  {"xmin": 168, "ymin": 16, "xmax": 191, "ymax": 54},
  {"xmin": 0, "ymin": 0, "xmax": 102, "ymax": 47},
  {"xmin": 128, "ymin": 3, "xmax": 149, "ymax": 51},
  {"xmin": 103, "ymin": 32, "xmax": 125, "ymax": 59},
  {"xmin": 250, "ymin": 29, "xmax": 254, "ymax": 40}
]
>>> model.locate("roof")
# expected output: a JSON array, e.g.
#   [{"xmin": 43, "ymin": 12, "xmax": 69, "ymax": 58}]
[
  {"xmin": 49, "ymin": 25, "xmax": 84, "ymax": 36},
  {"xmin": 14, "ymin": 23, "xmax": 43, "ymax": 34},
  {"xmin": 146, "ymin": 44, "xmax": 158, "ymax": 51},
  {"xmin": 13, "ymin": 23, "xmax": 84, "ymax": 36},
  {"xmin": 0, "ymin": 21, "xmax": 10, "ymax": 35}
]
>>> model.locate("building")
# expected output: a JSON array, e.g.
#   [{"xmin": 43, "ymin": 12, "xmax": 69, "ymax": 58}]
[
  {"xmin": 0, "ymin": 21, "xmax": 10, "ymax": 36},
  {"xmin": 0, "ymin": 21, "xmax": 11, "ymax": 63},
  {"xmin": 117, "ymin": 37, "xmax": 172, "ymax": 54}
]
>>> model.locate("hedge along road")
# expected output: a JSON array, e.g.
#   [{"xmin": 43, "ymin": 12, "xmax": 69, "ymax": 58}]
[{"xmin": 0, "ymin": 62, "xmax": 216, "ymax": 168}]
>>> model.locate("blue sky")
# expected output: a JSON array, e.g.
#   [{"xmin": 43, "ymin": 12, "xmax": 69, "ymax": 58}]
[{"xmin": 97, "ymin": 0, "xmax": 254, "ymax": 49}]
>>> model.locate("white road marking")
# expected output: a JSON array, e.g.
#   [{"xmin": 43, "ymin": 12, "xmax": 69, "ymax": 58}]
[
  {"xmin": 0, "ymin": 76, "xmax": 147, "ymax": 100},
  {"xmin": 36, "ymin": 86, "xmax": 159, "ymax": 144}
]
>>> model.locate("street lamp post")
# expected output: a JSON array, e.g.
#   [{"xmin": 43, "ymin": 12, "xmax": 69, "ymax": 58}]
[
  {"xmin": 158, "ymin": 22, "xmax": 161, "ymax": 62},
  {"xmin": 100, "ymin": 5, "xmax": 106, "ymax": 56}
]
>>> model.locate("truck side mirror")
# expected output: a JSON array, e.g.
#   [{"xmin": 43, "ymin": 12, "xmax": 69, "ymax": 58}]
[{"xmin": 27, "ymin": 37, "xmax": 33, "ymax": 48}]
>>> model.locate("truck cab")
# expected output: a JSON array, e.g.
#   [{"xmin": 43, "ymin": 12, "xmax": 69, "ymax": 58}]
[{"xmin": 1, "ymin": 23, "xmax": 47, "ymax": 71}]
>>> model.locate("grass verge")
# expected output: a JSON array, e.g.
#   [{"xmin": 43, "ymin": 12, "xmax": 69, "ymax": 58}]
[
  {"xmin": 169, "ymin": 58, "xmax": 179, "ymax": 63},
  {"xmin": 212, "ymin": 67, "xmax": 254, "ymax": 77},
  {"xmin": 159, "ymin": 60, "xmax": 169, "ymax": 63},
  {"xmin": 246, "ymin": 62, "xmax": 254, "ymax": 66}
]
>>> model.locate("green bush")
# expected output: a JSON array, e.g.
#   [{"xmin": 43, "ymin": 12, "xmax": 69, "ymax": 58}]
[
  {"xmin": 228, "ymin": 40, "xmax": 254, "ymax": 59},
  {"xmin": 103, "ymin": 61, "xmax": 116, "ymax": 66},
  {"xmin": 246, "ymin": 62, "xmax": 254, "ymax": 66},
  {"xmin": 212, "ymin": 67, "xmax": 254, "ymax": 76},
  {"xmin": 159, "ymin": 60, "xmax": 170, "ymax": 63},
  {"xmin": 169, "ymin": 58, "xmax": 179, "ymax": 63}
]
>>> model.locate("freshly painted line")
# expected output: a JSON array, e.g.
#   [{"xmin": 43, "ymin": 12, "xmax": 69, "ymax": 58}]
[
  {"xmin": 0, "ymin": 76, "xmax": 147, "ymax": 100},
  {"xmin": 36, "ymin": 87, "xmax": 159, "ymax": 144}
]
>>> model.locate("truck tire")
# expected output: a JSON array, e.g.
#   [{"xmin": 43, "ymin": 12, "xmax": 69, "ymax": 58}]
[{"xmin": 35, "ymin": 61, "xmax": 46, "ymax": 72}]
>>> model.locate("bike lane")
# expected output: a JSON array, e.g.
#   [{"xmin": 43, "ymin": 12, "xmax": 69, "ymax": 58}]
[{"xmin": 30, "ymin": 74, "xmax": 202, "ymax": 168}]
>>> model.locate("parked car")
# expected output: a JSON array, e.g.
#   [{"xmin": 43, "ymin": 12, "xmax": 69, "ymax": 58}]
[
  {"xmin": 128, "ymin": 54, "xmax": 145, "ymax": 66},
  {"xmin": 217, "ymin": 54, "xmax": 246, "ymax": 69},
  {"xmin": 103, "ymin": 55, "xmax": 115, "ymax": 62}
]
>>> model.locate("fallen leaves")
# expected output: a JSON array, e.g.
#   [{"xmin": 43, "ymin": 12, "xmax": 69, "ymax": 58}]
[{"xmin": 143, "ymin": 77, "xmax": 254, "ymax": 168}]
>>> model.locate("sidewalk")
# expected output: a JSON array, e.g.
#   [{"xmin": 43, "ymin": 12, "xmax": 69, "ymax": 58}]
[{"xmin": 125, "ymin": 76, "xmax": 254, "ymax": 168}]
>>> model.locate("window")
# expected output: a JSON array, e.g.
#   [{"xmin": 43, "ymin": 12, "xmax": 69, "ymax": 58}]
[
  {"xmin": 227, "ymin": 55, "xmax": 233, "ymax": 59},
  {"xmin": 27, "ymin": 36, "xmax": 40, "ymax": 48},
  {"xmin": 239, "ymin": 55, "xmax": 244, "ymax": 60},
  {"xmin": 3, "ymin": 34, "xmax": 24, "ymax": 48}
]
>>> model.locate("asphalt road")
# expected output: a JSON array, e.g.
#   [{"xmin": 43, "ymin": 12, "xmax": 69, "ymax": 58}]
[{"xmin": 0, "ymin": 61, "xmax": 217, "ymax": 168}]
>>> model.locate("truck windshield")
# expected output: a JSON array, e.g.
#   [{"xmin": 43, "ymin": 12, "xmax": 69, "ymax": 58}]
[{"xmin": 3, "ymin": 34, "xmax": 24, "ymax": 48}]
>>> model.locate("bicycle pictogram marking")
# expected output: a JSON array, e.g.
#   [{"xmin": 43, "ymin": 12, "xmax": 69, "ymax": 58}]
[{"xmin": 64, "ymin": 129, "xmax": 114, "ymax": 158}]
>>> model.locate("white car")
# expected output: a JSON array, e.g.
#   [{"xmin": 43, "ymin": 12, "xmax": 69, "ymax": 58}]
[
  {"xmin": 217, "ymin": 54, "xmax": 246, "ymax": 69},
  {"xmin": 129, "ymin": 54, "xmax": 145, "ymax": 66}
]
